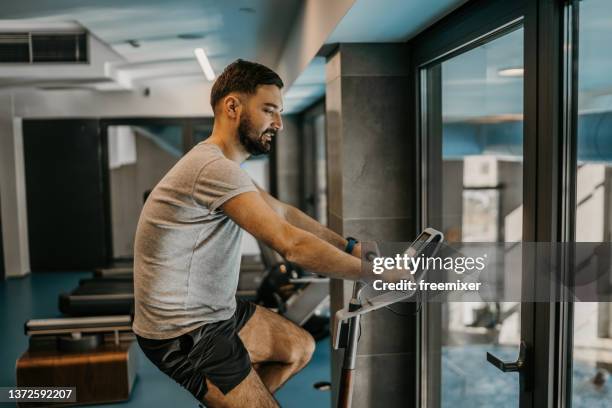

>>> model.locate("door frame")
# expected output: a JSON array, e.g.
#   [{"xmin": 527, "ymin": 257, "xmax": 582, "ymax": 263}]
[
  {"xmin": 99, "ymin": 117, "xmax": 213, "ymax": 262},
  {"xmin": 408, "ymin": 0, "xmax": 576, "ymax": 406}
]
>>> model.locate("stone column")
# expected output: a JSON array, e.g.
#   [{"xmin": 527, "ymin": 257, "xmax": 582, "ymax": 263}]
[
  {"xmin": 325, "ymin": 44, "xmax": 418, "ymax": 407},
  {"xmin": 273, "ymin": 114, "xmax": 302, "ymax": 207}
]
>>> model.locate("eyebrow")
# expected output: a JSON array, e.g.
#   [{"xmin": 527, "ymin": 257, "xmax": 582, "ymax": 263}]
[{"xmin": 264, "ymin": 102, "xmax": 283, "ymax": 113}]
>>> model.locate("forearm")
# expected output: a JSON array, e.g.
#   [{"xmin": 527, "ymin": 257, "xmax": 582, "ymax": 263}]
[
  {"xmin": 223, "ymin": 191, "xmax": 362, "ymax": 279},
  {"xmin": 284, "ymin": 205, "xmax": 347, "ymax": 251},
  {"xmin": 283, "ymin": 227, "xmax": 362, "ymax": 280},
  {"xmin": 257, "ymin": 186, "xmax": 360, "ymax": 256}
]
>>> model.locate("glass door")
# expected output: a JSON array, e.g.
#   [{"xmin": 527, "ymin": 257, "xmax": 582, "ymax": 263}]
[{"xmin": 421, "ymin": 25, "xmax": 525, "ymax": 408}]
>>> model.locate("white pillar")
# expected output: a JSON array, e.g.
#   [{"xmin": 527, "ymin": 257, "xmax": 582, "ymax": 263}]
[{"xmin": 0, "ymin": 93, "xmax": 30, "ymax": 278}]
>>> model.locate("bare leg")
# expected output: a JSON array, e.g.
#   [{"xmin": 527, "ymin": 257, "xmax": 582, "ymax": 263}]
[
  {"xmin": 252, "ymin": 362, "xmax": 300, "ymax": 392},
  {"xmin": 202, "ymin": 368, "xmax": 279, "ymax": 408},
  {"xmin": 239, "ymin": 305, "xmax": 316, "ymax": 392}
]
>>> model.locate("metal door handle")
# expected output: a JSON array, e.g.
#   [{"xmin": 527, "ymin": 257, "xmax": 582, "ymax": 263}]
[{"xmin": 486, "ymin": 341, "xmax": 526, "ymax": 372}]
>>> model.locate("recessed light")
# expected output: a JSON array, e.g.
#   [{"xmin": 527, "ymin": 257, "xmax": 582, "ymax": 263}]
[
  {"xmin": 498, "ymin": 67, "xmax": 523, "ymax": 77},
  {"xmin": 178, "ymin": 33, "xmax": 206, "ymax": 40}
]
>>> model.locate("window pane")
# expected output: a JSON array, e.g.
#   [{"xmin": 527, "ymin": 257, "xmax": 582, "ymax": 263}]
[
  {"xmin": 427, "ymin": 27, "xmax": 524, "ymax": 407},
  {"xmin": 573, "ymin": 1, "xmax": 612, "ymax": 405}
]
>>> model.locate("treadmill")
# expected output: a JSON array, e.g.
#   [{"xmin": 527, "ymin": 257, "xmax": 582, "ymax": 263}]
[
  {"xmin": 94, "ymin": 259, "xmax": 134, "ymax": 278},
  {"xmin": 60, "ymin": 253, "xmax": 266, "ymax": 316},
  {"xmin": 59, "ymin": 283, "xmax": 134, "ymax": 316}
]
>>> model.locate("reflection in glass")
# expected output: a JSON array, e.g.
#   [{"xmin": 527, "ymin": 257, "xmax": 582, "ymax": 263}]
[
  {"xmin": 573, "ymin": 0, "xmax": 612, "ymax": 405},
  {"xmin": 430, "ymin": 27, "xmax": 524, "ymax": 407}
]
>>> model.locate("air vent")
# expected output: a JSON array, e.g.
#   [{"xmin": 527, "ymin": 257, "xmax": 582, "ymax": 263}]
[
  {"xmin": 0, "ymin": 32, "xmax": 87, "ymax": 63},
  {"xmin": 0, "ymin": 33, "xmax": 30, "ymax": 62}
]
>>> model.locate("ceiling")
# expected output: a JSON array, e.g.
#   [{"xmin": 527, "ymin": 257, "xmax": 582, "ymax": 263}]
[
  {"xmin": 283, "ymin": 0, "xmax": 467, "ymax": 113},
  {"xmin": 0, "ymin": 0, "xmax": 301, "ymax": 91},
  {"xmin": 287, "ymin": 0, "xmax": 612, "ymax": 118},
  {"xmin": 1, "ymin": 0, "xmax": 526, "ymax": 115},
  {"xmin": 4, "ymin": 0, "xmax": 610, "ymax": 118},
  {"xmin": 327, "ymin": 0, "xmax": 468, "ymax": 43}
]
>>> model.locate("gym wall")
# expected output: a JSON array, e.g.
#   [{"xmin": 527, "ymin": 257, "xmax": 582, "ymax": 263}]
[{"xmin": 271, "ymin": 114, "xmax": 302, "ymax": 207}]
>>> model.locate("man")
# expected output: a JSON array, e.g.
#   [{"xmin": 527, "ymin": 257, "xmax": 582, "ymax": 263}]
[{"xmin": 133, "ymin": 59, "xmax": 363, "ymax": 408}]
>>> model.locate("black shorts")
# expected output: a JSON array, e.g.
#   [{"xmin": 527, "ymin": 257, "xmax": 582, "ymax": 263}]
[{"xmin": 136, "ymin": 298, "xmax": 257, "ymax": 401}]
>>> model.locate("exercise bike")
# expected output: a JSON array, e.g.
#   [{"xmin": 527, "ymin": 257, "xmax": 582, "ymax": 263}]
[{"xmin": 333, "ymin": 228, "xmax": 444, "ymax": 408}]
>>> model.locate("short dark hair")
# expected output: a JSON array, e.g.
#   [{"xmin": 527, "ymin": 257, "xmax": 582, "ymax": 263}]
[{"xmin": 210, "ymin": 59, "xmax": 284, "ymax": 111}]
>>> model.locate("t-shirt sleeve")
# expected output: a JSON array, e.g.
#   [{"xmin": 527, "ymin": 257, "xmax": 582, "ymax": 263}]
[{"xmin": 192, "ymin": 157, "xmax": 257, "ymax": 212}]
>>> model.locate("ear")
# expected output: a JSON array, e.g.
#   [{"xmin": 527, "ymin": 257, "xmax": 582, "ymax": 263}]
[{"xmin": 223, "ymin": 95, "xmax": 242, "ymax": 119}]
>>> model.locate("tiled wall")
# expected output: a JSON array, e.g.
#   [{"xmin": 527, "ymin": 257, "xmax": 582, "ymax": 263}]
[{"xmin": 325, "ymin": 43, "xmax": 419, "ymax": 407}]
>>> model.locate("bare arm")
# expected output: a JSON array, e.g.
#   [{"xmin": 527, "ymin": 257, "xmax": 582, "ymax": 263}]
[
  {"xmin": 254, "ymin": 184, "xmax": 361, "ymax": 257},
  {"xmin": 221, "ymin": 191, "xmax": 362, "ymax": 280}
]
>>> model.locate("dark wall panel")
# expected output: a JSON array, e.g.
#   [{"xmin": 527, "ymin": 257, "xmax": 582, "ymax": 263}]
[
  {"xmin": 0, "ymin": 195, "xmax": 4, "ymax": 279},
  {"xmin": 23, "ymin": 119, "xmax": 109, "ymax": 271}
]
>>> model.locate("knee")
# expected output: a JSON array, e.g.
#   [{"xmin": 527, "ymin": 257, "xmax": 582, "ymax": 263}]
[{"xmin": 293, "ymin": 331, "xmax": 315, "ymax": 367}]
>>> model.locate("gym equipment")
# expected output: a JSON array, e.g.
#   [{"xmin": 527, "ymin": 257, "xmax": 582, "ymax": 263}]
[
  {"xmin": 94, "ymin": 259, "xmax": 134, "ymax": 278},
  {"xmin": 66, "ymin": 254, "xmax": 265, "ymax": 316},
  {"xmin": 240, "ymin": 253, "xmax": 267, "ymax": 272},
  {"xmin": 256, "ymin": 241, "xmax": 332, "ymax": 338},
  {"xmin": 333, "ymin": 228, "xmax": 444, "ymax": 408},
  {"xmin": 286, "ymin": 278, "xmax": 331, "ymax": 341},
  {"xmin": 94, "ymin": 265, "xmax": 133, "ymax": 278},
  {"xmin": 59, "ymin": 278, "xmax": 134, "ymax": 316},
  {"xmin": 17, "ymin": 315, "xmax": 137, "ymax": 407},
  {"xmin": 284, "ymin": 276, "xmax": 330, "ymax": 326},
  {"xmin": 64, "ymin": 262, "xmax": 140, "ymax": 316},
  {"xmin": 236, "ymin": 254, "xmax": 267, "ymax": 300}
]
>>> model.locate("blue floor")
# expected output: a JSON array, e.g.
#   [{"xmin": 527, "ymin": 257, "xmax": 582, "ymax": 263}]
[
  {"xmin": 0, "ymin": 273, "xmax": 331, "ymax": 408},
  {"xmin": 442, "ymin": 345, "xmax": 612, "ymax": 408},
  {"xmin": 3, "ymin": 274, "xmax": 612, "ymax": 407}
]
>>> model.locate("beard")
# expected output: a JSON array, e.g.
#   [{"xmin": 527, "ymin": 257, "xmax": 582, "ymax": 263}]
[{"xmin": 238, "ymin": 113, "xmax": 276, "ymax": 156}]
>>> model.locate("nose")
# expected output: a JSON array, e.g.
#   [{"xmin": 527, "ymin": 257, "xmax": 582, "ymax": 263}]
[{"xmin": 273, "ymin": 112, "xmax": 283, "ymax": 131}]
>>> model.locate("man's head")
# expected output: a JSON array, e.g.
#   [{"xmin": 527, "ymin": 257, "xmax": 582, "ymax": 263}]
[{"xmin": 211, "ymin": 59, "xmax": 284, "ymax": 156}]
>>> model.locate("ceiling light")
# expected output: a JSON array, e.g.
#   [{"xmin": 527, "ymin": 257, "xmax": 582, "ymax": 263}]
[
  {"xmin": 498, "ymin": 67, "xmax": 524, "ymax": 77},
  {"xmin": 194, "ymin": 48, "xmax": 215, "ymax": 81}
]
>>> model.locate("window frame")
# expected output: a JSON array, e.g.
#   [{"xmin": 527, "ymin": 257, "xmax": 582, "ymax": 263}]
[{"xmin": 407, "ymin": 0, "xmax": 576, "ymax": 406}]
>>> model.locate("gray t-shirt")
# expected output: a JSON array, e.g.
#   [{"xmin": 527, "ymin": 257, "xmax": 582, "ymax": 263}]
[{"xmin": 133, "ymin": 142, "xmax": 257, "ymax": 340}]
